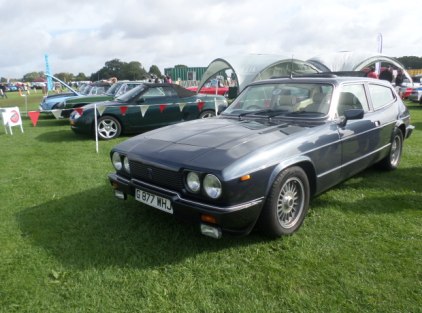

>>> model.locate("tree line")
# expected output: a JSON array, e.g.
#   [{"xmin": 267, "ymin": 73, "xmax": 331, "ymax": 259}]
[
  {"xmin": 1, "ymin": 59, "xmax": 166, "ymax": 83},
  {"xmin": 2, "ymin": 56, "xmax": 422, "ymax": 83}
]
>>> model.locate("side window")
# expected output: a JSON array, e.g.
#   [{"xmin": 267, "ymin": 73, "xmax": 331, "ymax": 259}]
[
  {"xmin": 368, "ymin": 84, "xmax": 395, "ymax": 110},
  {"xmin": 337, "ymin": 84, "xmax": 369, "ymax": 116},
  {"xmin": 142, "ymin": 87, "xmax": 166, "ymax": 98}
]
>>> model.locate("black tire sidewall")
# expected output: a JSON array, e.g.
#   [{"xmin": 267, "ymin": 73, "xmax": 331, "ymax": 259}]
[
  {"xmin": 199, "ymin": 110, "xmax": 216, "ymax": 118},
  {"xmin": 260, "ymin": 166, "xmax": 310, "ymax": 237}
]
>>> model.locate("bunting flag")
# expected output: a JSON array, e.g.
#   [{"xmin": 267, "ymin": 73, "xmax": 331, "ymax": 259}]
[
  {"xmin": 119, "ymin": 106, "xmax": 128, "ymax": 116},
  {"xmin": 140, "ymin": 105, "xmax": 149, "ymax": 117},
  {"xmin": 51, "ymin": 109, "xmax": 62, "ymax": 119},
  {"xmin": 28, "ymin": 111, "xmax": 40, "ymax": 126},
  {"xmin": 178, "ymin": 102, "xmax": 186, "ymax": 112},
  {"xmin": 97, "ymin": 105, "xmax": 106, "ymax": 116},
  {"xmin": 197, "ymin": 101, "xmax": 205, "ymax": 111},
  {"xmin": 27, "ymin": 99, "xmax": 219, "ymax": 128}
]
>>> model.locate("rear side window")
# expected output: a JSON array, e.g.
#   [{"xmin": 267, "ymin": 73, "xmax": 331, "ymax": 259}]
[{"xmin": 368, "ymin": 84, "xmax": 395, "ymax": 110}]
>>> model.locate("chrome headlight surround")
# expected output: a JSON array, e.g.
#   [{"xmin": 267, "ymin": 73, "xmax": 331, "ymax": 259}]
[
  {"xmin": 111, "ymin": 152, "xmax": 122, "ymax": 171},
  {"xmin": 123, "ymin": 156, "xmax": 130, "ymax": 174},
  {"xmin": 203, "ymin": 174, "xmax": 222, "ymax": 199},
  {"xmin": 186, "ymin": 171, "xmax": 201, "ymax": 193}
]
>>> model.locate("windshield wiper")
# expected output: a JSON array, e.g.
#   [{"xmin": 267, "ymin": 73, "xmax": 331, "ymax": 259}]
[{"xmin": 237, "ymin": 109, "xmax": 274, "ymax": 120}]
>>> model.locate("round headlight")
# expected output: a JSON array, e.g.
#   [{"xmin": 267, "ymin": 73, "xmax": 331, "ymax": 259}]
[
  {"xmin": 186, "ymin": 172, "xmax": 201, "ymax": 193},
  {"xmin": 123, "ymin": 156, "xmax": 130, "ymax": 173},
  {"xmin": 203, "ymin": 174, "xmax": 222, "ymax": 199},
  {"xmin": 111, "ymin": 152, "xmax": 122, "ymax": 171}
]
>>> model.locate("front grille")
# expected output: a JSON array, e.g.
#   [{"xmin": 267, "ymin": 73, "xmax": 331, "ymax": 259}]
[{"xmin": 129, "ymin": 160, "xmax": 184, "ymax": 191}]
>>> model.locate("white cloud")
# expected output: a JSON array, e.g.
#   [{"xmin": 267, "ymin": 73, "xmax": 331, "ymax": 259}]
[{"xmin": 0, "ymin": 0, "xmax": 420, "ymax": 79}]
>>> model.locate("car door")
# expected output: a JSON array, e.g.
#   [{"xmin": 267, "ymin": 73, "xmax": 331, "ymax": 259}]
[
  {"xmin": 336, "ymin": 83, "xmax": 380, "ymax": 178},
  {"xmin": 365, "ymin": 82, "xmax": 399, "ymax": 153},
  {"xmin": 129, "ymin": 86, "xmax": 183, "ymax": 130}
]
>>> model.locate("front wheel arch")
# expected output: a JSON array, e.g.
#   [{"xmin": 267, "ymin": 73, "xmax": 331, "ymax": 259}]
[{"xmin": 259, "ymin": 166, "xmax": 311, "ymax": 238}]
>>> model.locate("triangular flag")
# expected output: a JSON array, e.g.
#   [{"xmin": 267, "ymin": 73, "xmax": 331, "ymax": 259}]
[
  {"xmin": 197, "ymin": 101, "xmax": 205, "ymax": 111},
  {"xmin": 51, "ymin": 109, "xmax": 62, "ymax": 119},
  {"xmin": 140, "ymin": 105, "xmax": 149, "ymax": 117},
  {"xmin": 75, "ymin": 108, "xmax": 83, "ymax": 116},
  {"xmin": 179, "ymin": 102, "xmax": 186, "ymax": 112},
  {"xmin": 28, "ymin": 111, "xmax": 40, "ymax": 126},
  {"xmin": 97, "ymin": 105, "xmax": 106, "ymax": 116},
  {"xmin": 120, "ymin": 106, "xmax": 128, "ymax": 116},
  {"xmin": 159, "ymin": 104, "xmax": 167, "ymax": 113}
]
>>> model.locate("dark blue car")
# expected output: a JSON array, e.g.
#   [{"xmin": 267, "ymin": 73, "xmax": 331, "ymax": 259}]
[{"xmin": 108, "ymin": 75, "xmax": 414, "ymax": 239}]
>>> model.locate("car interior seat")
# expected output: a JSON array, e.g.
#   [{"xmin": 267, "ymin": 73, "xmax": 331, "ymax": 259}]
[
  {"xmin": 337, "ymin": 92, "xmax": 362, "ymax": 116},
  {"xmin": 274, "ymin": 94, "xmax": 297, "ymax": 111}
]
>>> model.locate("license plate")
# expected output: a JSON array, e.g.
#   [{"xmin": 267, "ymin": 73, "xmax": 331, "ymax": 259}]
[{"xmin": 135, "ymin": 189, "xmax": 173, "ymax": 214}]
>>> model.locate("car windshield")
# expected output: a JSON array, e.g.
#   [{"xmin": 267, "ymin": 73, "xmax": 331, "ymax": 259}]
[
  {"xmin": 105, "ymin": 83, "xmax": 122, "ymax": 96},
  {"xmin": 115, "ymin": 84, "xmax": 147, "ymax": 102},
  {"xmin": 223, "ymin": 82, "xmax": 333, "ymax": 118}
]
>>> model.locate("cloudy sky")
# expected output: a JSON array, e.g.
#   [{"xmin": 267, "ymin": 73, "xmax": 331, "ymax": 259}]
[{"xmin": 0, "ymin": 0, "xmax": 420, "ymax": 79}]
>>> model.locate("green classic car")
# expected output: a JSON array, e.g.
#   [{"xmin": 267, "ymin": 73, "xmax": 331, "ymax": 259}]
[
  {"xmin": 57, "ymin": 81, "xmax": 144, "ymax": 117},
  {"xmin": 70, "ymin": 82, "xmax": 228, "ymax": 140}
]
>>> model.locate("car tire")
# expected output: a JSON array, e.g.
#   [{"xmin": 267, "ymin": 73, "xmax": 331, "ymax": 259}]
[
  {"xmin": 199, "ymin": 110, "xmax": 216, "ymax": 118},
  {"xmin": 97, "ymin": 116, "xmax": 122, "ymax": 140},
  {"xmin": 260, "ymin": 166, "xmax": 310, "ymax": 238},
  {"xmin": 377, "ymin": 127, "xmax": 403, "ymax": 170}
]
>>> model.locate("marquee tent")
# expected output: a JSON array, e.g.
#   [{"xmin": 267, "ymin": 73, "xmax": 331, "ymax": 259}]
[
  {"xmin": 307, "ymin": 51, "xmax": 412, "ymax": 82},
  {"xmin": 197, "ymin": 54, "xmax": 320, "ymax": 95}
]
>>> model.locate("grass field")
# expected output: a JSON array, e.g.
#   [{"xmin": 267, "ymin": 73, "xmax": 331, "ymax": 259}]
[{"xmin": 0, "ymin": 91, "xmax": 421, "ymax": 313}]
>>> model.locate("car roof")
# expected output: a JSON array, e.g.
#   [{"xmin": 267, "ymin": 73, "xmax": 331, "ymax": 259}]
[{"xmin": 250, "ymin": 73, "xmax": 392, "ymax": 87}]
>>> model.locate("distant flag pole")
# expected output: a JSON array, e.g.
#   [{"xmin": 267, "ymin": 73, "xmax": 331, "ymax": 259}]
[
  {"xmin": 45, "ymin": 54, "xmax": 53, "ymax": 92},
  {"xmin": 375, "ymin": 33, "xmax": 383, "ymax": 75},
  {"xmin": 94, "ymin": 103, "xmax": 99, "ymax": 153}
]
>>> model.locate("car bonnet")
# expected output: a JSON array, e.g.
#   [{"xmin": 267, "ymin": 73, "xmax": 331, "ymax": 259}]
[{"xmin": 115, "ymin": 118, "xmax": 308, "ymax": 172}]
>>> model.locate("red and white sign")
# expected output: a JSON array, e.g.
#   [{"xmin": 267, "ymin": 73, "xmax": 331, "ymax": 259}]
[{"xmin": 1, "ymin": 107, "xmax": 24, "ymax": 134}]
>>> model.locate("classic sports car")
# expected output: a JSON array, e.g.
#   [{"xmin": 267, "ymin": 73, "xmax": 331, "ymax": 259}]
[
  {"xmin": 108, "ymin": 75, "xmax": 414, "ymax": 239},
  {"xmin": 70, "ymin": 83, "xmax": 228, "ymax": 140},
  {"xmin": 187, "ymin": 79, "xmax": 229, "ymax": 97}
]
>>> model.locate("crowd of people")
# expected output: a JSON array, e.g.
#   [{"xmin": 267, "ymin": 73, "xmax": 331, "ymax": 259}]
[{"xmin": 366, "ymin": 66, "xmax": 404, "ymax": 87}]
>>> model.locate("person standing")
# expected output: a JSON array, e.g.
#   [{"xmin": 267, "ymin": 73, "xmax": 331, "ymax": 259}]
[
  {"xmin": 0, "ymin": 83, "xmax": 7, "ymax": 99},
  {"xmin": 367, "ymin": 67, "xmax": 378, "ymax": 79}
]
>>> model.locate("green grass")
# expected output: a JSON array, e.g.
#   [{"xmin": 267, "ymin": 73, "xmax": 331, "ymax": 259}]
[{"xmin": 0, "ymin": 92, "xmax": 421, "ymax": 313}]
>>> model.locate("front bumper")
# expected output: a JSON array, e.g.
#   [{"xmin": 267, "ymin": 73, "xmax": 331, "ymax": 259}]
[{"xmin": 108, "ymin": 173, "xmax": 264, "ymax": 237}]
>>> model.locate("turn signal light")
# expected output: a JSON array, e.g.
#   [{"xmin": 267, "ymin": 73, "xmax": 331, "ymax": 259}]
[
  {"xmin": 240, "ymin": 174, "xmax": 251, "ymax": 181},
  {"xmin": 201, "ymin": 214, "xmax": 217, "ymax": 224}
]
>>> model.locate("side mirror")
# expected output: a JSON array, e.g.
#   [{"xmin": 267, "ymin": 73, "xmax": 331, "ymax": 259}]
[{"xmin": 338, "ymin": 109, "xmax": 364, "ymax": 127}]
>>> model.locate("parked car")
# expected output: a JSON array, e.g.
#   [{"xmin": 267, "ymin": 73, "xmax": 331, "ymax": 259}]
[
  {"xmin": 70, "ymin": 82, "xmax": 228, "ymax": 140},
  {"xmin": 39, "ymin": 77, "xmax": 81, "ymax": 113},
  {"xmin": 187, "ymin": 79, "xmax": 229, "ymax": 97},
  {"xmin": 399, "ymin": 75, "xmax": 421, "ymax": 99},
  {"xmin": 408, "ymin": 86, "xmax": 422, "ymax": 104},
  {"xmin": 57, "ymin": 81, "xmax": 144, "ymax": 117},
  {"xmin": 31, "ymin": 82, "xmax": 46, "ymax": 90},
  {"xmin": 108, "ymin": 75, "xmax": 414, "ymax": 239}
]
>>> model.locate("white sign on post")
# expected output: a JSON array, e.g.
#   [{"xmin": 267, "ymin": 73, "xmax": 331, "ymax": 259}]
[{"xmin": 1, "ymin": 107, "xmax": 24, "ymax": 135}]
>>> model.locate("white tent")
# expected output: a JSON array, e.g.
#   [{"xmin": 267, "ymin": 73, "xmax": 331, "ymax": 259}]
[
  {"xmin": 307, "ymin": 51, "xmax": 412, "ymax": 82},
  {"xmin": 197, "ymin": 54, "xmax": 320, "ymax": 95}
]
